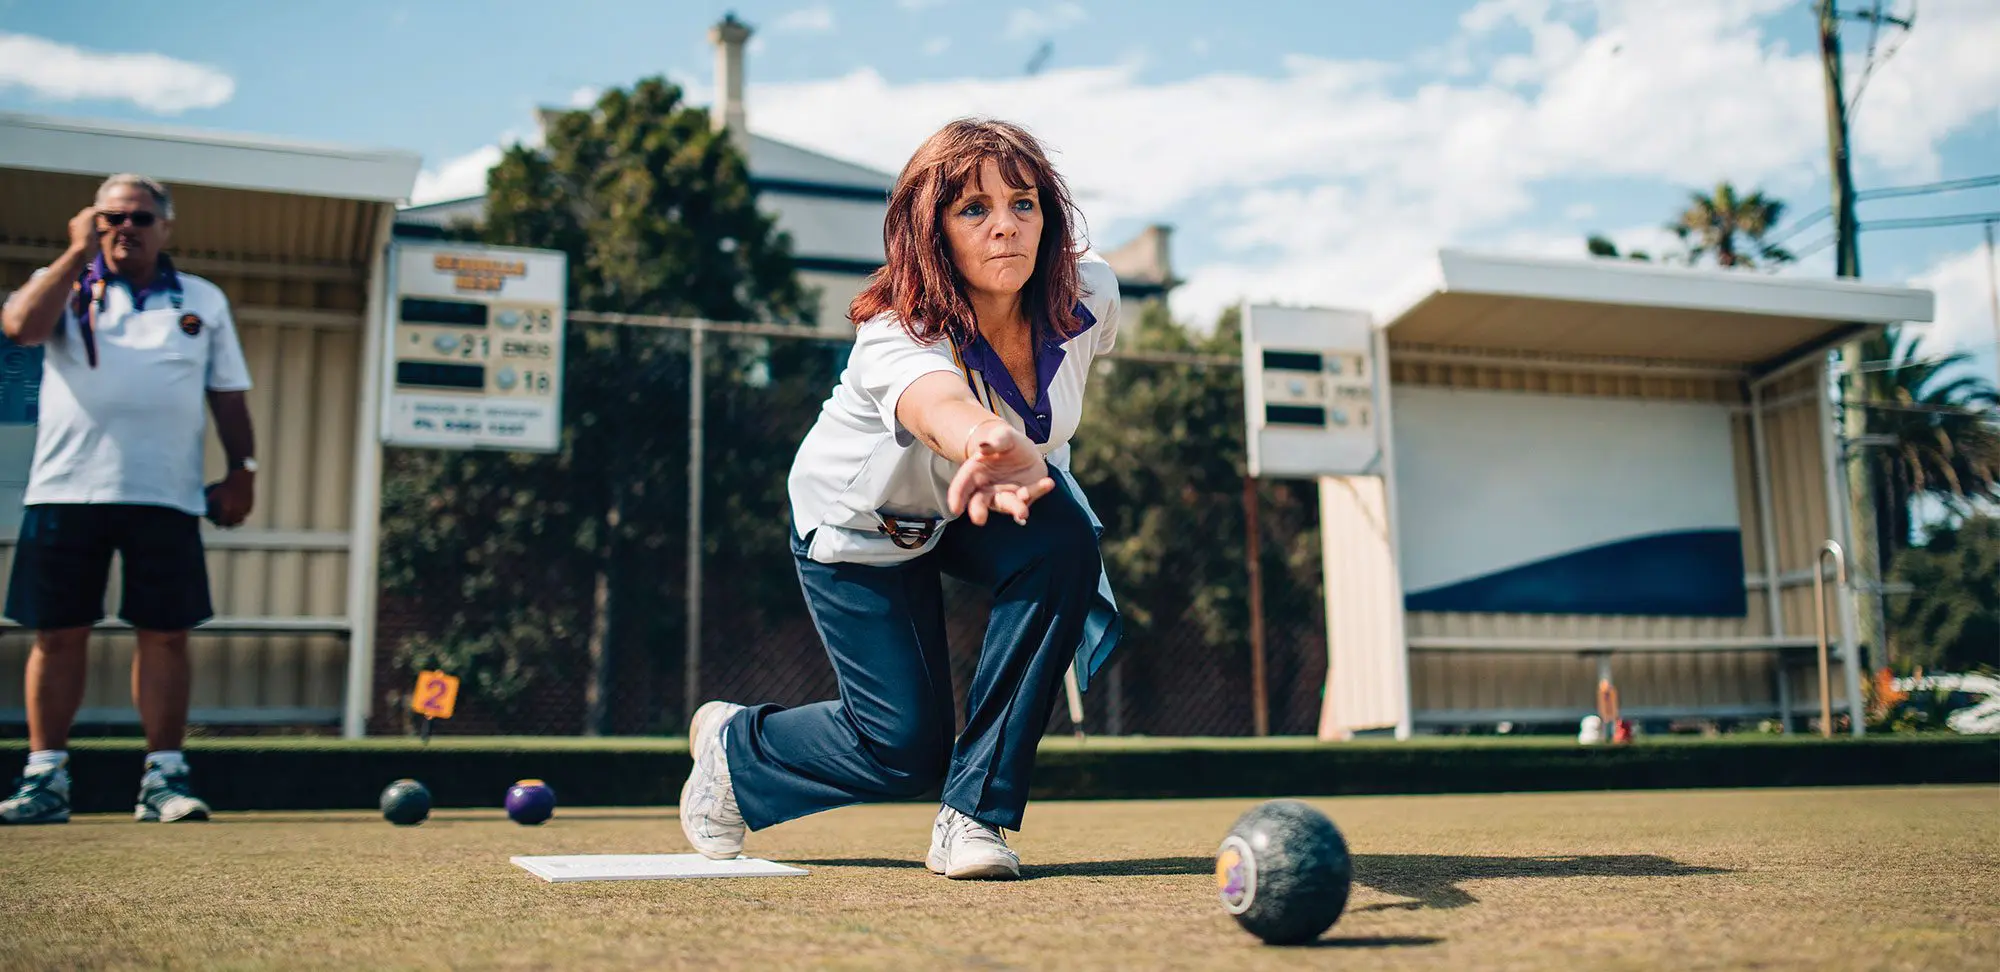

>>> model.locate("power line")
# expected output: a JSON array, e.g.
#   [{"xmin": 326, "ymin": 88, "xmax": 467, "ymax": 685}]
[
  {"xmin": 1762, "ymin": 173, "xmax": 1999, "ymax": 247},
  {"xmin": 1857, "ymin": 173, "xmax": 2000, "ymax": 201},
  {"xmin": 1765, "ymin": 206, "xmax": 1833, "ymax": 247},
  {"xmin": 1763, "ymin": 174, "xmax": 2000, "ymax": 247},
  {"xmin": 1863, "ymin": 212, "xmax": 2000, "ymax": 232},
  {"xmin": 1787, "ymin": 232, "xmax": 1838, "ymax": 262}
]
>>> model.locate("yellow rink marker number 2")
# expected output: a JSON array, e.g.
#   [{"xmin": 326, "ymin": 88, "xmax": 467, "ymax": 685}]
[{"xmin": 412, "ymin": 670, "xmax": 460, "ymax": 743}]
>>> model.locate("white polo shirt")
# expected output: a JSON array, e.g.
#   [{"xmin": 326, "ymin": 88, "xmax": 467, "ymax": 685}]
[
  {"xmin": 23, "ymin": 257, "xmax": 253, "ymax": 516},
  {"xmin": 789, "ymin": 252, "xmax": 1120, "ymax": 564}
]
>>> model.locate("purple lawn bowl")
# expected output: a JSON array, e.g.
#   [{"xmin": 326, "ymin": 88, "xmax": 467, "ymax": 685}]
[{"xmin": 506, "ymin": 779, "xmax": 557, "ymax": 825}]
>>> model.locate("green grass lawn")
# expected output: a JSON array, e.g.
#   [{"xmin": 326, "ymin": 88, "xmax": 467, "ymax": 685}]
[
  {"xmin": 13, "ymin": 731, "xmax": 1974, "ymax": 754},
  {"xmin": 2, "ymin": 786, "xmax": 1994, "ymax": 970}
]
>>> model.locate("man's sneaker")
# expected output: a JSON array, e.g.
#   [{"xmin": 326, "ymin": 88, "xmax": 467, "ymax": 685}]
[
  {"xmin": 680, "ymin": 700, "xmax": 747, "ymax": 860},
  {"xmin": 927, "ymin": 805, "xmax": 1021, "ymax": 880},
  {"xmin": 0, "ymin": 766, "xmax": 71, "ymax": 825},
  {"xmin": 135, "ymin": 768, "xmax": 210, "ymax": 822}
]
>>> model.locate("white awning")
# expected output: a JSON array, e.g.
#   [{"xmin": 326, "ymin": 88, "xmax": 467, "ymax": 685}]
[{"xmin": 1376, "ymin": 249, "xmax": 1936, "ymax": 375}]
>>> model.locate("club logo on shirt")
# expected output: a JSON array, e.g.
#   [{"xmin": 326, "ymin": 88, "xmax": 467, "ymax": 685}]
[{"xmin": 179, "ymin": 313, "xmax": 203, "ymax": 336}]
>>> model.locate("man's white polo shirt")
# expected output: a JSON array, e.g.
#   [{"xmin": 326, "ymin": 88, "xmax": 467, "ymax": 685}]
[{"xmin": 24, "ymin": 255, "xmax": 253, "ymax": 516}]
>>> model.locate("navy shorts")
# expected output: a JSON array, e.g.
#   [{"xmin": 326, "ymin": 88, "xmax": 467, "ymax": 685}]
[{"xmin": 5, "ymin": 504, "xmax": 214, "ymax": 631}]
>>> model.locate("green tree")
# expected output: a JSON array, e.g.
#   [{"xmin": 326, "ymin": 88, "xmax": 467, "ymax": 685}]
[
  {"xmin": 1670, "ymin": 182, "xmax": 1792, "ymax": 268},
  {"xmin": 1856, "ymin": 328, "xmax": 2000, "ymax": 560},
  {"xmin": 1889, "ymin": 514, "xmax": 2000, "ymax": 673},
  {"xmin": 379, "ymin": 78, "xmax": 826, "ymax": 732}
]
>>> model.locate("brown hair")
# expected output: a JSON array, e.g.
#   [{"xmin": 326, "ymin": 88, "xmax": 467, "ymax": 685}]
[{"xmin": 849, "ymin": 118, "xmax": 1086, "ymax": 345}]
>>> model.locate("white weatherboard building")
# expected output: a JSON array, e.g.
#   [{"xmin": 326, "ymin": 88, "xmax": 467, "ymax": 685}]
[
  {"xmin": 396, "ymin": 14, "xmax": 1180, "ymax": 330},
  {"xmin": 1299, "ymin": 250, "xmax": 1933, "ymax": 740}
]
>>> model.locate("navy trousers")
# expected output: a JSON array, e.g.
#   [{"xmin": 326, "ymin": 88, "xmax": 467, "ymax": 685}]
[{"xmin": 724, "ymin": 484, "xmax": 1101, "ymax": 832}]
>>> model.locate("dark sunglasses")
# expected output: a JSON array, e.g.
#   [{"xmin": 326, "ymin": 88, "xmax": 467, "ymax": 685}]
[{"xmin": 97, "ymin": 211, "xmax": 158, "ymax": 228}]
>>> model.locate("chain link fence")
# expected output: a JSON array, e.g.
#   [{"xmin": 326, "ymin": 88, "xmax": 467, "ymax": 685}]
[{"xmin": 372, "ymin": 315, "xmax": 1328, "ymax": 739}]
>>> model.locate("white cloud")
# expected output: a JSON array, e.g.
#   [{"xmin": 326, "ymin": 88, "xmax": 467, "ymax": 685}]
[
  {"xmin": 0, "ymin": 32, "xmax": 233, "ymax": 114},
  {"xmin": 740, "ymin": 0, "xmax": 2000, "ymax": 323},
  {"xmin": 567, "ymin": 85, "xmax": 602, "ymax": 108},
  {"xmin": 411, "ymin": 144, "xmax": 503, "ymax": 205},
  {"xmin": 1190, "ymin": 38, "xmax": 1211, "ymax": 57},
  {"xmin": 923, "ymin": 37, "xmax": 952, "ymax": 57},
  {"xmin": 1007, "ymin": 3, "xmax": 1088, "ymax": 40},
  {"xmin": 1912, "ymin": 244, "xmax": 2000, "ymax": 360},
  {"xmin": 774, "ymin": 5, "xmax": 836, "ymax": 34}
]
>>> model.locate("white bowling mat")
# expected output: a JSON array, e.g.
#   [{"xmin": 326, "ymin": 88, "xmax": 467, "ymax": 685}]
[{"xmin": 512, "ymin": 854, "xmax": 809, "ymax": 882}]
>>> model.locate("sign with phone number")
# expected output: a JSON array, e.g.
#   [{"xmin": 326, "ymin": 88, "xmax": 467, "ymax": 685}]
[{"xmin": 382, "ymin": 241, "xmax": 568, "ymax": 453}]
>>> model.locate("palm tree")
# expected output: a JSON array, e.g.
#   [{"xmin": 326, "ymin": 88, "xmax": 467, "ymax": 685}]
[
  {"xmin": 1857, "ymin": 327, "xmax": 2000, "ymax": 558},
  {"xmin": 1671, "ymin": 182, "xmax": 1793, "ymax": 268}
]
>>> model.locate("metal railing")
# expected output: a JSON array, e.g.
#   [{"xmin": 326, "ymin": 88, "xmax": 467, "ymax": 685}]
[{"xmin": 1812, "ymin": 540, "xmax": 1848, "ymax": 738}]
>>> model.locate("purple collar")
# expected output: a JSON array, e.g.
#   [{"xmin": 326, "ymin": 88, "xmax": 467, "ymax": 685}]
[
  {"xmin": 958, "ymin": 303, "xmax": 1100, "ymax": 444},
  {"xmin": 81, "ymin": 252, "xmax": 181, "ymax": 309}
]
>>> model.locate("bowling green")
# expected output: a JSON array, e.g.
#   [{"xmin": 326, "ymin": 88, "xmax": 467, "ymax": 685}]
[{"xmin": 1, "ymin": 786, "xmax": 1994, "ymax": 971}]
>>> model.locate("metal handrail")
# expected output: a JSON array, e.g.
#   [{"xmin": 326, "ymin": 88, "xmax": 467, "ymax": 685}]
[{"xmin": 1813, "ymin": 540, "xmax": 1847, "ymax": 738}]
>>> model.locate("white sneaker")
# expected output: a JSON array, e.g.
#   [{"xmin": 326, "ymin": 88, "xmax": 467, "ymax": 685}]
[
  {"xmin": 927, "ymin": 805, "xmax": 1021, "ymax": 880},
  {"xmin": 680, "ymin": 700, "xmax": 747, "ymax": 860},
  {"xmin": 135, "ymin": 767, "xmax": 210, "ymax": 823},
  {"xmin": 0, "ymin": 765, "xmax": 71, "ymax": 825}
]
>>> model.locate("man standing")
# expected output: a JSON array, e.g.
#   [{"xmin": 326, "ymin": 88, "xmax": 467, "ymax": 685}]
[{"xmin": 0, "ymin": 174, "xmax": 256, "ymax": 824}]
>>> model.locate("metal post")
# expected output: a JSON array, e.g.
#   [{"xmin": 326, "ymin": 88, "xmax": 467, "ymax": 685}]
[
  {"xmin": 684, "ymin": 321, "xmax": 706, "ymax": 726},
  {"xmin": 1817, "ymin": 365, "xmax": 1868, "ymax": 737},
  {"xmin": 341, "ymin": 211, "xmax": 395, "ymax": 739},
  {"xmin": 1749, "ymin": 384, "xmax": 1787, "ymax": 733},
  {"xmin": 1813, "ymin": 540, "xmax": 1846, "ymax": 738},
  {"xmin": 1370, "ymin": 327, "xmax": 1413, "ymax": 741},
  {"xmin": 1243, "ymin": 474, "xmax": 1270, "ymax": 737}
]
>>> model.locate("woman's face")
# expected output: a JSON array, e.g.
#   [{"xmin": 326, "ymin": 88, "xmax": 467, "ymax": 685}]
[{"xmin": 943, "ymin": 157, "xmax": 1042, "ymax": 306}]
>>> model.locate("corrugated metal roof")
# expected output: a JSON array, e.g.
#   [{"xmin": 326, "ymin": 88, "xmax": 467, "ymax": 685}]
[
  {"xmin": 746, "ymin": 134, "xmax": 894, "ymax": 189},
  {"xmin": 1, "ymin": 168, "xmax": 383, "ymax": 266},
  {"xmin": 758, "ymin": 193, "xmax": 887, "ymax": 263}
]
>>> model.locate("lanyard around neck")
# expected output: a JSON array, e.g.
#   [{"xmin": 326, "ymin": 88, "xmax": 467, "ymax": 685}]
[{"xmin": 76, "ymin": 274, "xmax": 183, "ymax": 369}]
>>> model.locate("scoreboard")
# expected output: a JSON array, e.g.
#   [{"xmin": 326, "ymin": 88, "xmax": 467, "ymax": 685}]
[
  {"xmin": 382, "ymin": 241, "xmax": 567, "ymax": 453},
  {"xmin": 1240, "ymin": 304, "xmax": 1382, "ymax": 479}
]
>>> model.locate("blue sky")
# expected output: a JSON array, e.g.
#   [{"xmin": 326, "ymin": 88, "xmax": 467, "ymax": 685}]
[{"xmin": 2, "ymin": 0, "xmax": 1996, "ymax": 380}]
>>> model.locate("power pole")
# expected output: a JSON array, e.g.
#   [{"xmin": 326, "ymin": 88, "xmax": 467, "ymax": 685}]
[
  {"xmin": 1817, "ymin": 2, "xmax": 1862, "ymax": 279},
  {"xmin": 1815, "ymin": 1, "xmax": 1914, "ymax": 678},
  {"xmin": 1816, "ymin": 1, "xmax": 1880, "ymax": 676}
]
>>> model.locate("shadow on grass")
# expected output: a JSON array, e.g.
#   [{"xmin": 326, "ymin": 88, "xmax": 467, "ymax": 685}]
[
  {"xmin": 1298, "ymin": 935, "xmax": 1444, "ymax": 949},
  {"xmin": 785, "ymin": 857, "xmax": 1214, "ymax": 879},
  {"xmin": 1354, "ymin": 854, "xmax": 1731, "ymax": 909},
  {"xmin": 786, "ymin": 852, "xmax": 1726, "ymax": 907}
]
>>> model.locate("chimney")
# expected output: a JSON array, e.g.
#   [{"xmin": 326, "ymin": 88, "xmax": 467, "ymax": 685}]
[
  {"xmin": 709, "ymin": 12, "xmax": 753, "ymax": 146},
  {"xmin": 1103, "ymin": 224, "xmax": 1178, "ymax": 291}
]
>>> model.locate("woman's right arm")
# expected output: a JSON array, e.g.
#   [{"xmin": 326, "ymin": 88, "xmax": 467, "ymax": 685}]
[
  {"xmin": 896, "ymin": 372, "xmax": 1055, "ymax": 525},
  {"xmin": 2, "ymin": 207, "xmax": 98, "ymax": 346}
]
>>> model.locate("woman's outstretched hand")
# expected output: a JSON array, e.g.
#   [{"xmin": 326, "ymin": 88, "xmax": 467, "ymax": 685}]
[{"xmin": 948, "ymin": 419, "xmax": 1056, "ymax": 526}]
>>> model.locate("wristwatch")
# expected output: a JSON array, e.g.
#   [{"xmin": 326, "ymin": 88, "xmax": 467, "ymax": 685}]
[{"xmin": 231, "ymin": 457, "xmax": 259, "ymax": 473}]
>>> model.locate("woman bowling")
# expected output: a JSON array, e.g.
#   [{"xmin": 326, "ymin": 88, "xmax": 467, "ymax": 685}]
[{"xmin": 679, "ymin": 118, "xmax": 1122, "ymax": 879}]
